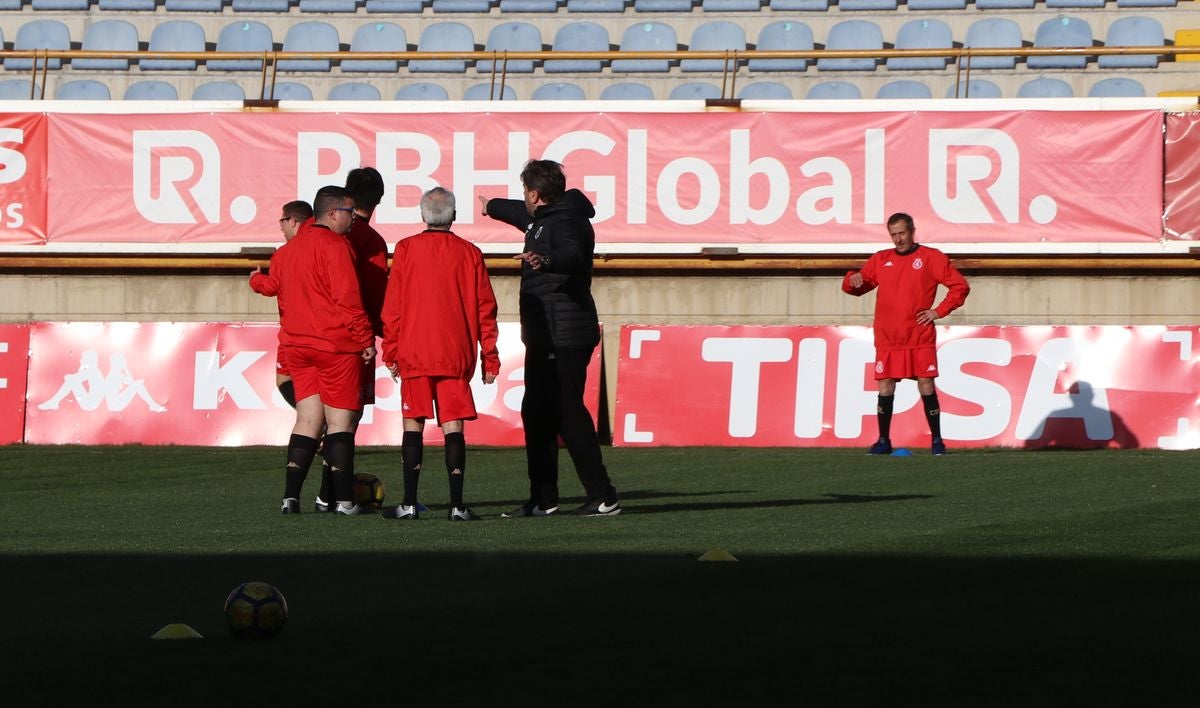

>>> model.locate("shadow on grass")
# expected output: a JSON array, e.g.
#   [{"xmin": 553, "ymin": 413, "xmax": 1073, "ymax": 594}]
[{"xmin": 2, "ymin": 551, "xmax": 1197, "ymax": 707}]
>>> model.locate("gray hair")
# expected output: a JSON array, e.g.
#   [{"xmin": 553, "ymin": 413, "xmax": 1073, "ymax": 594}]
[{"xmin": 420, "ymin": 187, "xmax": 456, "ymax": 227}]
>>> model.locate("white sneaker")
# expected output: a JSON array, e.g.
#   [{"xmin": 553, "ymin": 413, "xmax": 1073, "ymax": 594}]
[{"xmin": 384, "ymin": 504, "xmax": 419, "ymax": 520}]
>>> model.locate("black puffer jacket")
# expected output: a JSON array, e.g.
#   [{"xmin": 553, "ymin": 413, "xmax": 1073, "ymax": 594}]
[{"xmin": 485, "ymin": 189, "xmax": 601, "ymax": 351}]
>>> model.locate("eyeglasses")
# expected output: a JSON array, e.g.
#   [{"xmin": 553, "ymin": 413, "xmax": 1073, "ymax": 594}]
[
  {"xmin": 332, "ymin": 207, "xmax": 355, "ymax": 215},
  {"xmin": 278, "ymin": 216, "xmax": 294, "ymax": 224}
]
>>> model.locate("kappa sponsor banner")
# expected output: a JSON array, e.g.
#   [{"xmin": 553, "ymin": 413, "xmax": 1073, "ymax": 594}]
[
  {"xmin": 1165, "ymin": 113, "xmax": 1200, "ymax": 241},
  {"xmin": 615, "ymin": 325, "xmax": 1200, "ymax": 449},
  {"xmin": 39, "ymin": 110, "xmax": 1163, "ymax": 246},
  {"xmin": 0, "ymin": 113, "xmax": 48, "ymax": 245},
  {"xmin": 0, "ymin": 324, "xmax": 30, "ymax": 444},
  {"xmin": 24, "ymin": 322, "xmax": 600, "ymax": 446}
]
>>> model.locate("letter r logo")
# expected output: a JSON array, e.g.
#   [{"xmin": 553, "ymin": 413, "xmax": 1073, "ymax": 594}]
[
  {"xmin": 928, "ymin": 129, "xmax": 1021, "ymax": 225},
  {"xmin": 133, "ymin": 130, "xmax": 221, "ymax": 224}
]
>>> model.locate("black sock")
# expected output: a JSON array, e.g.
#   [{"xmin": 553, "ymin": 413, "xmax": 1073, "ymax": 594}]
[
  {"xmin": 283, "ymin": 434, "xmax": 320, "ymax": 500},
  {"xmin": 317, "ymin": 458, "xmax": 333, "ymax": 504},
  {"xmin": 277, "ymin": 380, "xmax": 296, "ymax": 408},
  {"xmin": 323, "ymin": 431, "xmax": 356, "ymax": 503},
  {"xmin": 402, "ymin": 430, "xmax": 423, "ymax": 507},
  {"xmin": 444, "ymin": 432, "xmax": 466, "ymax": 509},
  {"xmin": 922, "ymin": 392, "xmax": 942, "ymax": 440},
  {"xmin": 877, "ymin": 394, "xmax": 895, "ymax": 440}
]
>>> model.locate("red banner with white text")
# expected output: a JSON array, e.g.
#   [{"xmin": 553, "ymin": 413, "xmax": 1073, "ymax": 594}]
[
  {"xmin": 0, "ymin": 324, "xmax": 30, "ymax": 444},
  {"xmin": 0, "ymin": 108, "xmax": 1164, "ymax": 247},
  {"xmin": 615, "ymin": 325, "xmax": 1200, "ymax": 450},
  {"xmin": 22, "ymin": 322, "xmax": 600, "ymax": 447}
]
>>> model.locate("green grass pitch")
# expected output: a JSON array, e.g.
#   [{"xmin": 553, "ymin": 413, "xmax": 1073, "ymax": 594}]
[{"xmin": 1, "ymin": 444, "xmax": 1198, "ymax": 706}]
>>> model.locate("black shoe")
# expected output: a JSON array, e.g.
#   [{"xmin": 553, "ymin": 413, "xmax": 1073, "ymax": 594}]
[
  {"xmin": 501, "ymin": 501, "xmax": 558, "ymax": 518},
  {"xmin": 573, "ymin": 496, "xmax": 621, "ymax": 516},
  {"xmin": 867, "ymin": 438, "xmax": 893, "ymax": 455},
  {"xmin": 281, "ymin": 498, "xmax": 300, "ymax": 515},
  {"xmin": 931, "ymin": 439, "xmax": 947, "ymax": 456},
  {"xmin": 448, "ymin": 507, "xmax": 482, "ymax": 521},
  {"xmin": 382, "ymin": 504, "xmax": 419, "ymax": 520},
  {"xmin": 335, "ymin": 503, "xmax": 374, "ymax": 516},
  {"xmin": 313, "ymin": 497, "xmax": 332, "ymax": 513}
]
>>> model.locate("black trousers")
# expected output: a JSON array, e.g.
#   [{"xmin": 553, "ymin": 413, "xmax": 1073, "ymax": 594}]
[{"xmin": 522, "ymin": 345, "xmax": 613, "ymax": 506}]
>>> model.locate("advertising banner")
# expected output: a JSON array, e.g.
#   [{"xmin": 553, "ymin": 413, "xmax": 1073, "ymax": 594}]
[
  {"xmin": 0, "ymin": 112, "xmax": 48, "ymax": 245},
  {"xmin": 28, "ymin": 109, "xmax": 1165, "ymax": 247},
  {"xmin": 0, "ymin": 324, "xmax": 30, "ymax": 444},
  {"xmin": 615, "ymin": 324, "xmax": 1200, "ymax": 450},
  {"xmin": 23, "ymin": 321, "xmax": 600, "ymax": 447},
  {"xmin": 1165, "ymin": 112, "xmax": 1200, "ymax": 241}
]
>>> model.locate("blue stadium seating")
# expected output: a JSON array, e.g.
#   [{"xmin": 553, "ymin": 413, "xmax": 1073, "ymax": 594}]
[
  {"xmin": 432, "ymin": 0, "xmax": 493, "ymax": 10},
  {"xmin": 395, "ymin": 82, "xmax": 451, "ymax": 99},
  {"xmin": 612, "ymin": 22, "xmax": 677, "ymax": 73},
  {"xmin": 1089, "ymin": 77, "xmax": 1145, "ymax": 96},
  {"xmin": 1116, "ymin": 0, "xmax": 1175, "ymax": 5},
  {"xmin": 233, "ymin": 0, "xmax": 291, "ymax": 11},
  {"xmin": 278, "ymin": 22, "xmax": 339, "ymax": 72},
  {"xmin": 164, "ymin": 0, "xmax": 223, "ymax": 11},
  {"xmin": 343, "ymin": 23, "xmax": 405, "ymax": 73},
  {"xmin": 300, "ymin": 0, "xmax": 359, "ymax": 11},
  {"xmin": 838, "ymin": 0, "xmax": 895, "ymax": 9},
  {"xmin": 749, "ymin": 21, "xmax": 812, "ymax": 73},
  {"xmin": 192, "ymin": 81, "xmax": 246, "ymax": 100},
  {"xmin": 976, "ymin": 0, "xmax": 1033, "ymax": 8},
  {"xmin": 74, "ymin": 20, "xmax": 138, "ymax": 71},
  {"xmin": 876, "ymin": 80, "xmax": 932, "ymax": 99},
  {"xmin": 565, "ymin": 0, "xmax": 627, "ymax": 10},
  {"xmin": 1098, "ymin": 16, "xmax": 1163, "ymax": 69},
  {"xmin": 907, "ymin": 0, "xmax": 965, "ymax": 8},
  {"xmin": 364, "ymin": 0, "xmax": 425, "ymax": 10},
  {"xmin": 887, "ymin": 19, "xmax": 952, "ymax": 71},
  {"xmin": 532, "ymin": 82, "xmax": 587, "ymax": 100},
  {"xmin": 768, "ymin": 0, "xmax": 827, "ymax": 8},
  {"xmin": 737, "ymin": 81, "xmax": 793, "ymax": 99},
  {"xmin": 0, "ymin": 0, "xmax": 20, "ymax": 9},
  {"xmin": 409, "ymin": 23, "xmax": 474, "ymax": 73},
  {"xmin": 477, "ymin": 22, "xmax": 541, "ymax": 73},
  {"xmin": 807, "ymin": 81, "xmax": 862, "ymax": 99},
  {"xmin": 265, "ymin": 82, "xmax": 314, "ymax": 100},
  {"xmin": 599, "ymin": 82, "xmax": 654, "ymax": 99},
  {"xmin": 208, "ymin": 22, "xmax": 274, "ymax": 72},
  {"xmin": 634, "ymin": 0, "xmax": 693, "ymax": 10},
  {"xmin": 0, "ymin": 80, "xmax": 42, "ymax": 100},
  {"xmin": 6, "ymin": 20, "xmax": 70, "ymax": 71},
  {"xmin": 32, "ymin": 0, "xmax": 87, "ymax": 10},
  {"xmin": 946, "ymin": 79, "xmax": 1003, "ymax": 98},
  {"xmin": 962, "ymin": 18, "xmax": 1022, "ymax": 70},
  {"xmin": 545, "ymin": 22, "xmax": 609, "ymax": 73},
  {"xmin": 818, "ymin": 20, "xmax": 882, "ymax": 71},
  {"xmin": 702, "ymin": 0, "xmax": 761, "ymax": 9},
  {"xmin": 99, "ymin": 0, "xmax": 157, "ymax": 9},
  {"xmin": 1017, "ymin": 77, "xmax": 1074, "ymax": 97},
  {"xmin": 328, "ymin": 82, "xmax": 381, "ymax": 99},
  {"xmin": 1047, "ymin": 0, "xmax": 1103, "ymax": 7},
  {"xmin": 681, "ymin": 22, "xmax": 746, "ymax": 72},
  {"xmin": 500, "ymin": 0, "xmax": 560, "ymax": 9},
  {"xmin": 141, "ymin": 21, "xmax": 205, "ymax": 71},
  {"xmin": 464, "ymin": 82, "xmax": 517, "ymax": 100},
  {"xmin": 56, "ymin": 80, "xmax": 111, "ymax": 100},
  {"xmin": 1028, "ymin": 16, "xmax": 1093, "ymax": 70},
  {"xmin": 125, "ymin": 80, "xmax": 179, "ymax": 100},
  {"xmin": 668, "ymin": 82, "xmax": 722, "ymax": 100}
]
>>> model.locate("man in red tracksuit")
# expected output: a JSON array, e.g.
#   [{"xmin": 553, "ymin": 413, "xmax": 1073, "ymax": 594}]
[
  {"xmin": 842, "ymin": 212, "xmax": 970, "ymax": 456},
  {"xmin": 379, "ymin": 186, "xmax": 500, "ymax": 521},
  {"xmin": 275, "ymin": 185, "xmax": 376, "ymax": 515}
]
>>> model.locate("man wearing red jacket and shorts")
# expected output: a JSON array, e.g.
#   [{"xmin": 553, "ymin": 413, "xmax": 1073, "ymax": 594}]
[
  {"xmin": 379, "ymin": 187, "xmax": 500, "ymax": 521},
  {"xmin": 275, "ymin": 186, "xmax": 376, "ymax": 515},
  {"xmin": 843, "ymin": 213, "xmax": 969, "ymax": 456}
]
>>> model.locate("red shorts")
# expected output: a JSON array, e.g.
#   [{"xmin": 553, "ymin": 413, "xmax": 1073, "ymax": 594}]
[
  {"xmin": 275, "ymin": 347, "xmax": 289, "ymax": 377},
  {"xmin": 400, "ymin": 376, "xmax": 477, "ymax": 425},
  {"xmin": 286, "ymin": 346, "xmax": 367, "ymax": 411},
  {"xmin": 874, "ymin": 347, "xmax": 939, "ymax": 380}
]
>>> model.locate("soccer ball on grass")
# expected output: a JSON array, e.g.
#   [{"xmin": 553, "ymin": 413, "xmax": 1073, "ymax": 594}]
[
  {"xmin": 224, "ymin": 581, "xmax": 288, "ymax": 639},
  {"xmin": 352, "ymin": 472, "xmax": 386, "ymax": 509}
]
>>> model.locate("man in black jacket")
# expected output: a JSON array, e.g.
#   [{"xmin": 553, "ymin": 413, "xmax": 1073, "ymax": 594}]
[{"xmin": 479, "ymin": 159, "xmax": 620, "ymax": 517}]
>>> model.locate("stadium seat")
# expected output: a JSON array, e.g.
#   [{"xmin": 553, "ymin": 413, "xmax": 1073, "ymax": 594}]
[
  {"xmin": 343, "ymin": 23, "xmax": 405, "ymax": 73},
  {"xmin": 1028, "ymin": 16, "xmax": 1094, "ymax": 70},
  {"xmin": 328, "ymin": 82, "xmax": 381, "ymax": 100},
  {"xmin": 432, "ymin": 0, "xmax": 492, "ymax": 9},
  {"xmin": 164, "ymin": 0, "xmax": 223, "ymax": 10},
  {"xmin": 838, "ymin": 0, "xmax": 896, "ymax": 9},
  {"xmin": 300, "ymin": 0, "xmax": 360, "ymax": 11},
  {"xmin": 1098, "ymin": 17, "xmax": 1164, "ymax": 69},
  {"xmin": 737, "ymin": 81, "xmax": 793, "ymax": 99},
  {"xmin": 532, "ymin": 82, "xmax": 587, "ymax": 100},
  {"xmin": 749, "ymin": 21, "xmax": 813, "ymax": 73},
  {"xmin": 976, "ymin": 0, "xmax": 1033, "ymax": 7},
  {"xmin": 907, "ymin": 0, "xmax": 965, "ymax": 9},
  {"xmin": 463, "ymin": 82, "xmax": 517, "ymax": 100},
  {"xmin": 477, "ymin": 22, "xmax": 542, "ymax": 74},
  {"xmin": 395, "ymin": 82, "xmax": 451, "ymax": 100},
  {"xmin": 1177, "ymin": 30, "xmax": 1200, "ymax": 62},
  {"xmin": 565, "ymin": 0, "xmax": 628, "ymax": 10},
  {"xmin": 634, "ymin": 0, "xmax": 693, "ymax": 10},
  {"xmin": 702, "ymin": 0, "xmax": 761, "ymax": 9},
  {"xmin": 612, "ymin": 22, "xmax": 678, "ymax": 73},
  {"xmin": 599, "ymin": 82, "xmax": 655, "ymax": 99},
  {"xmin": 55, "ymin": 80, "xmax": 111, "ymax": 100},
  {"xmin": 32, "ymin": 0, "xmax": 87, "ymax": 9},
  {"xmin": 806, "ymin": 81, "xmax": 862, "ymax": 99},
  {"xmin": 500, "ymin": 0, "xmax": 560, "ymax": 10},
  {"xmin": 74, "ymin": 20, "xmax": 138, "ymax": 71},
  {"xmin": 1089, "ymin": 77, "xmax": 1145, "ymax": 97},
  {"xmin": 124, "ymin": 80, "xmax": 179, "ymax": 100},
  {"xmin": 1046, "ymin": 0, "xmax": 1103, "ymax": 7},
  {"xmin": 682, "ymin": 22, "xmax": 746, "ymax": 73},
  {"xmin": 768, "ymin": 0, "xmax": 828, "ymax": 8},
  {"xmin": 278, "ymin": 22, "xmax": 339, "ymax": 72},
  {"xmin": 0, "ymin": 0, "xmax": 20, "ymax": 8},
  {"xmin": 818, "ymin": 20, "xmax": 882, "ymax": 71},
  {"xmin": 99, "ymin": 0, "xmax": 158, "ymax": 9},
  {"xmin": 208, "ymin": 22, "xmax": 274, "ymax": 72},
  {"xmin": 1116, "ymin": 0, "xmax": 1175, "ymax": 6},
  {"xmin": 409, "ymin": 23, "xmax": 474, "ymax": 73},
  {"xmin": 1017, "ymin": 77, "xmax": 1074, "ymax": 98},
  {"xmin": 141, "ymin": 21, "xmax": 205, "ymax": 71},
  {"xmin": 0, "ymin": 80, "xmax": 42, "ymax": 100},
  {"xmin": 365, "ymin": 0, "xmax": 425, "ymax": 9},
  {"xmin": 5, "ymin": 20, "xmax": 70, "ymax": 71},
  {"xmin": 887, "ymin": 19, "xmax": 952, "ymax": 71},
  {"xmin": 945, "ymin": 79, "xmax": 1002, "ymax": 98},
  {"xmin": 264, "ymin": 82, "xmax": 313, "ymax": 100},
  {"xmin": 961, "ymin": 18, "xmax": 1022, "ymax": 70},
  {"xmin": 668, "ymin": 82, "xmax": 723, "ymax": 100},
  {"xmin": 192, "ymin": 81, "xmax": 246, "ymax": 100},
  {"xmin": 232, "ymin": 0, "xmax": 291, "ymax": 11},
  {"xmin": 876, "ymin": 80, "xmax": 932, "ymax": 99},
  {"xmin": 545, "ymin": 22, "xmax": 609, "ymax": 73}
]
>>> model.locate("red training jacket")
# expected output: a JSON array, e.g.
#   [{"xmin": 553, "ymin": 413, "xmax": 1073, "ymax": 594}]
[
  {"xmin": 276, "ymin": 222, "xmax": 375, "ymax": 354},
  {"xmin": 346, "ymin": 218, "xmax": 388, "ymax": 338}
]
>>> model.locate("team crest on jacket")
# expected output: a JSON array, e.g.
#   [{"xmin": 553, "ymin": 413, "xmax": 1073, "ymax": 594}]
[
  {"xmin": 532, "ymin": 226, "xmax": 544, "ymax": 241},
  {"xmin": 912, "ymin": 258, "xmax": 924, "ymax": 270},
  {"xmin": 875, "ymin": 361, "xmax": 884, "ymax": 373}
]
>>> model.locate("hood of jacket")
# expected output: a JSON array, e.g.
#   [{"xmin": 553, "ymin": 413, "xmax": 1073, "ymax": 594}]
[{"xmin": 535, "ymin": 188, "xmax": 596, "ymax": 221}]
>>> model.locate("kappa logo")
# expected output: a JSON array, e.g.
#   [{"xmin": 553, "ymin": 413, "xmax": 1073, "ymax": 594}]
[
  {"xmin": 38, "ymin": 351, "xmax": 166, "ymax": 413},
  {"xmin": 927, "ymin": 364, "xmax": 936, "ymax": 372},
  {"xmin": 883, "ymin": 261, "xmax": 894, "ymax": 267},
  {"xmin": 912, "ymin": 258, "xmax": 924, "ymax": 270}
]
